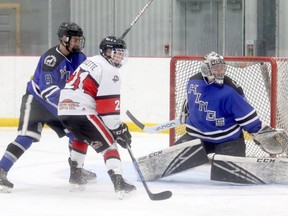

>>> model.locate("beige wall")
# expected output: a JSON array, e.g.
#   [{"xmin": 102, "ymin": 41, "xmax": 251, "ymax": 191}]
[{"xmin": 0, "ymin": 57, "xmax": 171, "ymax": 127}]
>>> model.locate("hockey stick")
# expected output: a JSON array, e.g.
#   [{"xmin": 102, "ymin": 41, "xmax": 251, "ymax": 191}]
[
  {"xmin": 126, "ymin": 144, "xmax": 172, "ymax": 201},
  {"xmin": 126, "ymin": 110, "xmax": 181, "ymax": 133},
  {"xmin": 120, "ymin": 0, "xmax": 154, "ymax": 39}
]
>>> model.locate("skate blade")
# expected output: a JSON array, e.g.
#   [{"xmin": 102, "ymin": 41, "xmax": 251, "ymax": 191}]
[
  {"xmin": 87, "ymin": 178, "xmax": 97, "ymax": 184},
  {"xmin": 117, "ymin": 191, "xmax": 125, "ymax": 200},
  {"xmin": 116, "ymin": 189, "xmax": 136, "ymax": 200},
  {"xmin": 69, "ymin": 184, "xmax": 86, "ymax": 192},
  {"xmin": 0, "ymin": 185, "xmax": 12, "ymax": 193}
]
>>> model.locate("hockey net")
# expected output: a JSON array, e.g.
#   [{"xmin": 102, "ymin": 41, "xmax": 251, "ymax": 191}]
[{"xmin": 170, "ymin": 56, "xmax": 288, "ymax": 158}]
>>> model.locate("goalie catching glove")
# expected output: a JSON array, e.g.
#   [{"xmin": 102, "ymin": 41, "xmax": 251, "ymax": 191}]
[
  {"xmin": 253, "ymin": 125, "xmax": 288, "ymax": 155},
  {"xmin": 111, "ymin": 123, "xmax": 132, "ymax": 149}
]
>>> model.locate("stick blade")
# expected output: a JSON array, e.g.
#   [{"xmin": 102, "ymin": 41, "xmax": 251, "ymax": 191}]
[
  {"xmin": 149, "ymin": 190, "xmax": 172, "ymax": 201},
  {"xmin": 126, "ymin": 110, "xmax": 145, "ymax": 130}
]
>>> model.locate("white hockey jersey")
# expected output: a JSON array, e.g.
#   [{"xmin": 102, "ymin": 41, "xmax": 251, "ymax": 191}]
[{"xmin": 58, "ymin": 55, "xmax": 122, "ymax": 130}]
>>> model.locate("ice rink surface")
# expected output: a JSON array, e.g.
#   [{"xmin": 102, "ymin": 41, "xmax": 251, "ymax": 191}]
[{"xmin": 1, "ymin": 127, "xmax": 288, "ymax": 216}]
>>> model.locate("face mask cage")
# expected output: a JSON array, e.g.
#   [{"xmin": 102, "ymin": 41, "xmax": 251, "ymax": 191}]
[
  {"xmin": 211, "ymin": 63, "xmax": 226, "ymax": 85},
  {"xmin": 109, "ymin": 48, "xmax": 129, "ymax": 68},
  {"xmin": 62, "ymin": 35, "xmax": 85, "ymax": 53},
  {"xmin": 201, "ymin": 58, "xmax": 226, "ymax": 86}
]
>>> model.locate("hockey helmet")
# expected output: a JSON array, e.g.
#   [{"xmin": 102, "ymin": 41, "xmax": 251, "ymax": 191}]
[
  {"xmin": 57, "ymin": 22, "xmax": 85, "ymax": 53},
  {"xmin": 99, "ymin": 36, "xmax": 128, "ymax": 68},
  {"xmin": 201, "ymin": 51, "xmax": 226, "ymax": 86}
]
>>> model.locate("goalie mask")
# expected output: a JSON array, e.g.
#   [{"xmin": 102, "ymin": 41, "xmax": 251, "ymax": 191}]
[
  {"xmin": 201, "ymin": 51, "xmax": 226, "ymax": 86},
  {"xmin": 99, "ymin": 36, "xmax": 128, "ymax": 68},
  {"xmin": 57, "ymin": 22, "xmax": 85, "ymax": 53}
]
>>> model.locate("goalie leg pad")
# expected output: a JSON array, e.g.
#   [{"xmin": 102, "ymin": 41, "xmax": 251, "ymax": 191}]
[
  {"xmin": 211, "ymin": 154, "xmax": 288, "ymax": 184},
  {"xmin": 137, "ymin": 139, "xmax": 209, "ymax": 181}
]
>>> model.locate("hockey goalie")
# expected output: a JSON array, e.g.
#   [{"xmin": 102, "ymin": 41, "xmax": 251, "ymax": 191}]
[{"xmin": 132, "ymin": 51, "xmax": 288, "ymax": 184}]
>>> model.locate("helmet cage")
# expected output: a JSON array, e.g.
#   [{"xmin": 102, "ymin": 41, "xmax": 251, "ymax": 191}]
[
  {"xmin": 64, "ymin": 35, "xmax": 85, "ymax": 53},
  {"xmin": 109, "ymin": 48, "xmax": 129, "ymax": 68}
]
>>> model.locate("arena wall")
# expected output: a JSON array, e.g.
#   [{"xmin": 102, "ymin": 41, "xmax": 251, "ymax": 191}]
[{"xmin": 0, "ymin": 57, "xmax": 171, "ymax": 131}]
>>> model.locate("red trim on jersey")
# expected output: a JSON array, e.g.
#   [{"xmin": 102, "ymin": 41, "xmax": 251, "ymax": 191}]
[
  {"xmin": 83, "ymin": 75, "xmax": 98, "ymax": 98},
  {"xmin": 96, "ymin": 97, "xmax": 120, "ymax": 115},
  {"xmin": 72, "ymin": 140, "xmax": 88, "ymax": 154},
  {"xmin": 103, "ymin": 149, "xmax": 121, "ymax": 162},
  {"xmin": 88, "ymin": 114, "xmax": 115, "ymax": 144}
]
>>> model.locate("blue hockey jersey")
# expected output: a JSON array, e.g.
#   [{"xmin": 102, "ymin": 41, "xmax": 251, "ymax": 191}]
[
  {"xmin": 26, "ymin": 45, "xmax": 86, "ymax": 117},
  {"xmin": 185, "ymin": 73, "xmax": 262, "ymax": 144}
]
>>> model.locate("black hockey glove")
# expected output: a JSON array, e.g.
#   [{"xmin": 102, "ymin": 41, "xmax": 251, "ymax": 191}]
[{"xmin": 111, "ymin": 123, "xmax": 132, "ymax": 149}]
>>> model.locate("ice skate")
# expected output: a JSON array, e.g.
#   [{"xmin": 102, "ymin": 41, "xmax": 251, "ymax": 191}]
[
  {"xmin": 68, "ymin": 157, "xmax": 97, "ymax": 183},
  {"xmin": 0, "ymin": 168, "xmax": 13, "ymax": 193},
  {"xmin": 81, "ymin": 167, "xmax": 97, "ymax": 182},
  {"xmin": 108, "ymin": 170, "xmax": 136, "ymax": 199},
  {"xmin": 68, "ymin": 159, "xmax": 87, "ymax": 192}
]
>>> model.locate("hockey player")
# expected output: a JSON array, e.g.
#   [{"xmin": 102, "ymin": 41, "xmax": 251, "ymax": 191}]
[
  {"xmin": 0, "ymin": 22, "xmax": 96, "ymax": 192},
  {"xmin": 176, "ymin": 51, "xmax": 262, "ymax": 157},
  {"xmin": 58, "ymin": 36, "xmax": 136, "ymax": 198}
]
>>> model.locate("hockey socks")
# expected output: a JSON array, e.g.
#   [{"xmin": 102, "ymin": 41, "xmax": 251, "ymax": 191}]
[{"xmin": 0, "ymin": 136, "xmax": 33, "ymax": 172}]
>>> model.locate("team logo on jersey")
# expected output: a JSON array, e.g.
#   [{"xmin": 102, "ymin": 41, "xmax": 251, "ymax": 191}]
[
  {"xmin": 44, "ymin": 55, "xmax": 57, "ymax": 67},
  {"xmin": 60, "ymin": 66, "xmax": 70, "ymax": 80},
  {"xmin": 45, "ymin": 74, "xmax": 53, "ymax": 85},
  {"xmin": 112, "ymin": 75, "xmax": 119, "ymax": 83},
  {"xmin": 58, "ymin": 99, "xmax": 80, "ymax": 110}
]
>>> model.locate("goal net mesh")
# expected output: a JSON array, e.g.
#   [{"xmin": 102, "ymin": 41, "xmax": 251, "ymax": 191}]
[{"xmin": 170, "ymin": 56, "xmax": 288, "ymax": 158}]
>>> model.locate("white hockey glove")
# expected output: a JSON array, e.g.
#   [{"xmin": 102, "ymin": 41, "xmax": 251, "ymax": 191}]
[
  {"xmin": 253, "ymin": 125, "xmax": 288, "ymax": 155},
  {"xmin": 180, "ymin": 99, "xmax": 189, "ymax": 124},
  {"xmin": 111, "ymin": 123, "xmax": 132, "ymax": 149}
]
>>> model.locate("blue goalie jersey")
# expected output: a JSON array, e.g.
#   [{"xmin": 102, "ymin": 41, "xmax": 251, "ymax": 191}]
[
  {"xmin": 26, "ymin": 45, "xmax": 86, "ymax": 116},
  {"xmin": 185, "ymin": 73, "xmax": 262, "ymax": 144}
]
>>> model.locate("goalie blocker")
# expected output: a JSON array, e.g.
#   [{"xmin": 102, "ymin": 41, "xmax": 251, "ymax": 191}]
[{"xmin": 136, "ymin": 139, "xmax": 208, "ymax": 181}]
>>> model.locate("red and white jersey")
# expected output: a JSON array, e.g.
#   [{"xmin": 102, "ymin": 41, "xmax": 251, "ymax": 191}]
[{"xmin": 58, "ymin": 55, "xmax": 122, "ymax": 130}]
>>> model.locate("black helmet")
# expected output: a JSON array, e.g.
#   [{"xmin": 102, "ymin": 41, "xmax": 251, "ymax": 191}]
[
  {"xmin": 99, "ymin": 36, "xmax": 128, "ymax": 68},
  {"xmin": 99, "ymin": 36, "xmax": 126, "ymax": 55},
  {"xmin": 57, "ymin": 22, "xmax": 83, "ymax": 38},
  {"xmin": 57, "ymin": 22, "xmax": 85, "ymax": 53}
]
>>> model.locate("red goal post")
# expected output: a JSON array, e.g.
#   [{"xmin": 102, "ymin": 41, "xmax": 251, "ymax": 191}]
[{"xmin": 170, "ymin": 56, "xmax": 288, "ymax": 158}]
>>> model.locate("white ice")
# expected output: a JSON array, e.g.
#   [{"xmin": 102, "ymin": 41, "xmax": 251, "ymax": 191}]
[{"xmin": 1, "ymin": 127, "xmax": 288, "ymax": 216}]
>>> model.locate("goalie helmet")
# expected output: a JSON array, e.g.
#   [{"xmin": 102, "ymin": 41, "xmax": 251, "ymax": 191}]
[
  {"xmin": 99, "ymin": 36, "xmax": 128, "ymax": 68},
  {"xmin": 57, "ymin": 22, "xmax": 85, "ymax": 53},
  {"xmin": 201, "ymin": 51, "xmax": 226, "ymax": 86}
]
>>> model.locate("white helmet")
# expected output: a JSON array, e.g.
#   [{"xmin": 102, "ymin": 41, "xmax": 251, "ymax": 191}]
[{"xmin": 201, "ymin": 51, "xmax": 226, "ymax": 86}]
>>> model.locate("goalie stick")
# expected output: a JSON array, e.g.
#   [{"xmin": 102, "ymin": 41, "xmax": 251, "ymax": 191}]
[
  {"xmin": 120, "ymin": 0, "xmax": 154, "ymax": 39},
  {"xmin": 126, "ymin": 110, "xmax": 181, "ymax": 133},
  {"xmin": 126, "ymin": 144, "xmax": 172, "ymax": 201}
]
